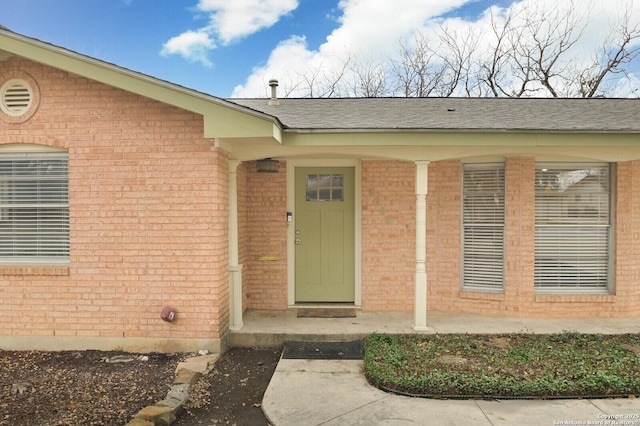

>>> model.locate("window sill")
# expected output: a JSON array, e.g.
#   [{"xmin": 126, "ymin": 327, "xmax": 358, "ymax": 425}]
[
  {"xmin": 0, "ymin": 266, "xmax": 70, "ymax": 276},
  {"xmin": 534, "ymin": 293, "xmax": 615, "ymax": 303},
  {"xmin": 460, "ymin": 291, "xmax": 505, "ymax": 301}
]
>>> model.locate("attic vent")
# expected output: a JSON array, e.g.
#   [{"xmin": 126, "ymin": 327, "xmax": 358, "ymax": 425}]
[{"xmin": 1, "ymin": 79, "xmax": 33, "ymax": 117}]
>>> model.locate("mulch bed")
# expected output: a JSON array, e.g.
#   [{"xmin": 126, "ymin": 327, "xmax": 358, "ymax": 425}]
[
  {"xmin": 0, "ymin": 347, "xmax": 283, "ymax": 426},
  {"xmin": 0, "ymin": 350, "xmax": 184, "ymax": 426}
]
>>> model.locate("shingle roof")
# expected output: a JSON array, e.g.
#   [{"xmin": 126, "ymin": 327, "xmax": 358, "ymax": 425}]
[{"xmin": 230, "ymin": 97, "xmax": 640, "ymax": 133}]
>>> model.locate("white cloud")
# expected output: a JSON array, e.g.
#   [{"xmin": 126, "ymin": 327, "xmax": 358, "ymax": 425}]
[
  {"xmin": 232, "ymin": 0, "xmax": 471, "ymax": 96},
  {"xmin": 232, "ymin": 0, "xmax": 640, "ymax": 97},
  {"xmin": 161, "ymin": 0, "xmax": 298, "ymax": 67},
  {"xmin": 326, "ymin": 0, "xmax": 467, "ymax": 56},
  {"xmin": 161, "ymin": 30, "xmax": 216, "ymax": 67},
  {"xmin": 231, "ymin": 36, "xmax": 315, "ymax": 97},
  {"xmin": 198, "ymin": 0, "xmax": 298, "ymax": 44}
]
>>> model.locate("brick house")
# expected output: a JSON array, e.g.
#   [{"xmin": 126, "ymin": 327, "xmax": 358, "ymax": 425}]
[{"xmin": 2, "ymin": 28, "xmax": 640, "ymax": 353}]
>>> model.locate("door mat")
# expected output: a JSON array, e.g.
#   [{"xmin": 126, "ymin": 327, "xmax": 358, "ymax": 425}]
[
  {"xmin": 282, "ymin": 340, "xmax": 363, "ymax": 360},
  {"xmin": 297, "ymin": 308, "xmax": 356, "ymax": 318}
]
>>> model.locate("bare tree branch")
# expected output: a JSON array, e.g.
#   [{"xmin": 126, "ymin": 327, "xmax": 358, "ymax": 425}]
[
  {"xmin": 577, "ymin": 5, "xmax": 640, "ymax": 97},
  {"xmin": 476, "ymin": 6, "xmax": 526, "ymax": 97},
  {"xmin": 437, "ymin": 23, "xmax": 479, "ymax": 96},
  {"xmin": 391, "ymin": 34, "xmax": 447, "ymax": 97},
  {"xmin": 348, "ymin": 56, "xmax": 389, "ymax": 97}
]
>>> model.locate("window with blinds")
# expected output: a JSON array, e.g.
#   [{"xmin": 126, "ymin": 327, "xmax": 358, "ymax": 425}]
[
  {"xmin": 535, "ymin": 163, "xmax": 611, "ymax": 292},
  {"xmin": 0, "ymin": 152, "xmax": 69, "ymax": 265},
  {"xmin": 462, "ymin": 163, "xmax": 505, "ymax": 292}
]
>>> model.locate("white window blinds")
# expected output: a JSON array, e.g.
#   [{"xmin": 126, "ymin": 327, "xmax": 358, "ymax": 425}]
[
  {"xmin": 462, "ymin": 163, "xmax": 505, "ymax": 292},
  {"xmin": 535, "ymin": 163, "xmax": 610, "ymax": 292},
  {"xmin": 0, "ymin": 152, "xmax": 69, "ymax": 265}
]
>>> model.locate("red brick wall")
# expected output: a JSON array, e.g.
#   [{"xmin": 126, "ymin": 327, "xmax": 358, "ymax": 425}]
[
  {"xmin": 504, "ymin": 158, "xmax": 536, "ymax": 308},
  {"xmin": 241, "ymin": 161, "xmax": 288, "ymax": 309},
  {"xmin": 0, "ymin": 58, "xmax": 229, "ymax": 345},
  {"xmin": 616, "ymin": 161, "xmax": 637, "ymax": 314},
  {"xmin": 425, "ymin": 160, "xmax": 462, "ymax": 310},
  {"xmin": 618, "ymin": 161, "xmax": 640, "ymax": 314},
  {"xmin": 361, "ymin": 160, "xmax": 415, "ymax": 310}
]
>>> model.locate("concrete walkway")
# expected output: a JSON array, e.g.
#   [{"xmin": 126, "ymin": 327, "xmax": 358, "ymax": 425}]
[
  {"xmin": 263, "ymin": 359, "xmax": 640, "ymax": 426},
  {"xmin": 254, "ymin": 310, "xmax": 640, "ymax": 426}
]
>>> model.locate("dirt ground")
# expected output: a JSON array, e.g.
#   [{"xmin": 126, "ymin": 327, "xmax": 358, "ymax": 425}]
[
  {"xmin": 0, "ymin": 346, "xmax": 282, "ymax": 426},
  {"xmin": 174, "ymin": 347, "xmax": 282, "ymax": 426}
]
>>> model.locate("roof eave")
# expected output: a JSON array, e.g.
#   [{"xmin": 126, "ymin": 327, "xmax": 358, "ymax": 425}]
[{"xmin": 282, "ymin": 127, "xmax": 640, "ymax": 134}]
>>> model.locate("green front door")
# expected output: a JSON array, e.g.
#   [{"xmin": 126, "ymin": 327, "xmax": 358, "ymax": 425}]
[{"xmin": 295, "ymin": 167, "xmax": 355, "ymax": 302}]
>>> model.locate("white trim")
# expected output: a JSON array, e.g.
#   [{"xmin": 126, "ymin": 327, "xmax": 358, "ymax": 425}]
[
  {"xmin": 286, "ymin": 159, "xmax": 362, "ymax": 307},
  {"xmin": 0, "ymin": 144, "xmax": 66, "ymax": 152},
  {"xmin": 228, "ymin": 160, "xmax": 243, "ymax": 331},
  {"xmin": 414, "ymin": 161, "xmax": 430, "ymax": 331}
]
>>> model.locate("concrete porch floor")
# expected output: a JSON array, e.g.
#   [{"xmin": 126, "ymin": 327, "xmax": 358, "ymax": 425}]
[{"xmin": 229, "ymin": 309, "xmax": 640, "ymax": 347}]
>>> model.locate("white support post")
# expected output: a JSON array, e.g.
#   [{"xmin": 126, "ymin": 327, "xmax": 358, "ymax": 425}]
[
  {"xmin": 414, "ymin": 161, "xmax": 430, "ymax": 331},
  {"xmin": 228, "ymin": 160, "xmax": 243, "ymax": 331}
]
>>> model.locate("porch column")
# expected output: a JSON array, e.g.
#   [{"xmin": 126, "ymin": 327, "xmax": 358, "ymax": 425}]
[
  {"xmin": 229, "ymin": 160, "xmax": 244, "ymax": 331},
  {"xmin": 414, "ymin": 161, "xmax": 430, "ymax": 331}
]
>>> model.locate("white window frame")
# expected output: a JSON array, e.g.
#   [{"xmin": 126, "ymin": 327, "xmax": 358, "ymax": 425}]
[
  {"xmin": 0, "ymin": 151, "xmax": 69, "ymax": 265},
  {"xmin": 534, "ymin": 162, "xmax": 612, "ymax": 294},
  {"xmin": 462, "ymin": 163, "xmax": 505, "ymax": 292}
]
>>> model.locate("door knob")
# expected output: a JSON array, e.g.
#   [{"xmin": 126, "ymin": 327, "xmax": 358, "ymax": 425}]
[{"xmin": 295, "ymin": 238, "xmax": 301, "ymax": 245}]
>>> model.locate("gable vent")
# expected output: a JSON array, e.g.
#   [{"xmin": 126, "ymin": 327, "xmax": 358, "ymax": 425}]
[{"xmin": 1, "ymin": 79, "xmax": 33, "ymax": 117}]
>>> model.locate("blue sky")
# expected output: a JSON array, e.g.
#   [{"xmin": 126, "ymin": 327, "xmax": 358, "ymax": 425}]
[
  {"xmin": 2, "ymin": 0, "xmax": 343, "ymax": 96},
  {"xmin": 2, "ymin": 0, "xmax": 638, "ymax": 98}
]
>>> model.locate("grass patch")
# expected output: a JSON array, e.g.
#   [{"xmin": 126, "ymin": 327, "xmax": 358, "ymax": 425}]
[{"xmin": 363, "ymin": 332, "xmax": 640, "ymax": 399}]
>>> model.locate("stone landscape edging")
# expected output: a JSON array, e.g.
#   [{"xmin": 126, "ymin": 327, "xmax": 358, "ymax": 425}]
[{"xmin": 125, "ymin": 353, "xmax": 220, "ymax": 426}]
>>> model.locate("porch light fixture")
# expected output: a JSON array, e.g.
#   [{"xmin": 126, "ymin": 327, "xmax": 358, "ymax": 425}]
[{"xmin": 257, "ymin": 158, "xmax": 279, "ymax": 173}]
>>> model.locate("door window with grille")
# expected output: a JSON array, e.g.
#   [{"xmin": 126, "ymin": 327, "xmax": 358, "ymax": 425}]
[
  {"xmin": 305, "ymin": 174, "xmax": 344, "ymax": 202},
  {"xmin": 0, "ymin": 152, "xmax": 69, "ymax": 265},
  {"xmin": 462, "ymin": 163, "xmax": 505, "ymax": 292},
  {"xmin": 535, "ymin": 163, "xmax": 611, "ymax": 292}
]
